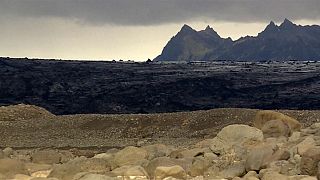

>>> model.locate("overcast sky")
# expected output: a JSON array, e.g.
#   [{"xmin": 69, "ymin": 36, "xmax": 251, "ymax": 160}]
[{"xmin": 1, "ymin": 0, "xmax": 319, "ymax": 60}]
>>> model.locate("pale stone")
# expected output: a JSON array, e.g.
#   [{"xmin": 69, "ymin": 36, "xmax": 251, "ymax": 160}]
[
  {"xmin": 25, "ymin": 163, "xmax": 52, "ymax": 175},
  {"xmin": 243, "ymin": 171, "xmax": 258, "ymax": 179},
  {"xmin": 93, "ymin": 153, "xmax": 113, "ymax": 160},
  {"xmin": 114, "ymin": 146, "xmax": 148, "ymax": 167},
  {"xmin": 297, "ymin": 137, "xmax": 316, "ymax": 155},
  {"xmin": 154, "ymin": 165, "xmax": 187, "ymax": 180},
  {"xmin": 13, "ymin": 174, "xmax": 33, "ymax": 180},
  {"xmin": 289, "ymin": 132, "xmax": 301, "ymax": 142},
  {"xmin": 111, "ymin": 165, "xmax": 149, "ymax": 178},
  {"xmin": 210, "ymin": 124, "xmax": 263, "ymax": 155}
]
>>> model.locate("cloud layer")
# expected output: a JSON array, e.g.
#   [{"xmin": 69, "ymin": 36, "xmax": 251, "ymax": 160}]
[{"xmin": 1, "ymin": 0, "xmax": 319, "ymax": 25}]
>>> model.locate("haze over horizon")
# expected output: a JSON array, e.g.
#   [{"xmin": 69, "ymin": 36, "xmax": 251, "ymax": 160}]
[{"xmin": 1, "ymin": 0, "xmax": 319, "ymax": 61}]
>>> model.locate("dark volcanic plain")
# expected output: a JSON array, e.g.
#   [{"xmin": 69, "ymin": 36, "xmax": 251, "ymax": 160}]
[{"xmin": 1, "ymin": 57, "xmax": 320, "ymax": 115}]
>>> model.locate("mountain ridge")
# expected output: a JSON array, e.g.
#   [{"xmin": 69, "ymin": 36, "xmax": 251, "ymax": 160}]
[{"xmin": 154, "ymin": 19, "xmax": 320, "ymax": 61}]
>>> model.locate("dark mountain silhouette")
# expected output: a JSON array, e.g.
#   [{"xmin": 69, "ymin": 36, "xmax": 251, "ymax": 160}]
[{"xmin": 154, "ymin": 19, "xmax": 320, "ymax": 61}]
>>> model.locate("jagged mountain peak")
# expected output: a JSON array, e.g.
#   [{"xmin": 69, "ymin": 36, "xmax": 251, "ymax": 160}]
[
  {"xmin": 259, "ymin": 21, "xmax": 280, "ymax": 36},
  {"xmin": 180, "ymin": 24, "xmax": 196, "ymax": 33},
  {"xmin": 280, "ymin": 18, "xmax": 297, "ymax": 29},
  {"xmin": 200, "ymin": 25, "xmax": 221, "ymax": 38},
  {"xmin": 205, "ymin": 25, "xmax": 212, "ymax": 31},
  {"xmin": 268, "ymin": 21, "xmax": 277, "ymax": 27},
  {"xmin": 155, "ymin": 20, "xmax": 320, "ymax": 61}
]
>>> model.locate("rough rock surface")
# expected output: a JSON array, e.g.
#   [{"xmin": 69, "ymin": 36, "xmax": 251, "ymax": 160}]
[
  {"xmin": 113, "ymin": 146, "xmax": 149, "ymax": 167},
  {"xmin": 300, "ymin": 147, "xmax": 320, "ymax": 176},
  {"xmin": 154, "ymin": 165, "xmax": 187, "ymax": 180},
  {"xmin": 0, "ymin": 107, "xmax": 319, "ymax": 179},
  {"xmin": 0, "ymin": 158, "xmax": 29, "ymax": 178},
  {"xmin": 31, "ymin": 150, "xmax": 62, "ymax": 164},
  {"xmin": 2, "ymin": 58, "xmax": 320, "ymax": 115},
  {"xmin": 254, "ymin": 110, "xmax": 301, "ymax": 133}
]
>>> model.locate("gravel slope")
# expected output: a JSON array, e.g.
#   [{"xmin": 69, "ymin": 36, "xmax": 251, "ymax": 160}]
[{"xmin": 0, "ymin": 104, "xmax": 319, "ymax": 149}]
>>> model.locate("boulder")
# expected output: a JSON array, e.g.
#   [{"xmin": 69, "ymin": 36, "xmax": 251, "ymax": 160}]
[
  {"xmin": 288, "ymin": 175, "xmax": 316, "ymax": 180},
  {"xmin": 188, "ymin": 157, "xmax": 211, "ymax": 177},
  {"xmin": 25, "ymin": 163, "xmax": 52, "ymax": 177},
  {"xmin": 261, "ymin": 171, "xmax": 289, "ymax": 180},
  {"xmin": 218, "ymin": 161, "xmax": 246, "ymax": 179},
  {"xmin": 31, "ymin": 170, "xmax": 52, "ymax": 179},
  {"xmin": 110, "ymin": 165, "xmax": 149, "ymax": 178},
  {"xmin": 154, "ymin": 165, "xmax": 187, "ymax": 180},
  {"xmin": 203, "ymin": 165, "xmax": 220, "ymax": 179},
  {"xmin": 73, "ymin": 172, "xmax": 117, "ymax": 180},
  {"xmin": 48, "ymin": 157, "xmax": 111, "ymax": 180},
  {"xmin": 300, "ymin": 147, "xmax": 320, "ymax": 176},
  {"xmin": 93, "ymin": 153, "xmax": 113, "ymax": 160},
  {"xmin": 31, "ymin": 150, "xmax": 61, "ymax": 164},
  {"xmin": 203, "ymin": 152, "xmax": 218, "ymax": 162},
  {"xmin": 216, "ymin": 124, "xmax": 264, "ymax": 144},
  {"xmin": 0, "ymin": 150, "xmax": 4, "ymax": 159},
  {"xmin": 3, "ymin": 147, "xmax": 14, "ymax": 157},
  {"xmin": 289, "ymin": 132, "xmax": 301, "ymax": 142},
  {"xmin": 245, "ymin": 144, "xmax": 275, "ymax": 171},
  {"xmin": 243, "ymin": 171, "xmax": 259, "ymax": 179},
  {"xmin": 0, "ymin": 158, "xmax": 29, "ymax": 178},
  {"xmin": 210, "ymin": 124, "xmax": 263, "ymax": 155},
  {"xmin": 144, "ymin": 157, "xmax": 192, "ymax": 178},
  {"xmin": 297, "ymin": 177, "xmax": 318, "ymax": 180},
  {"xmin": 13, "ymin": 174, "xmax": 33, "ymax": 180},
  {"xmin": 59, "ymin": 150, "xmax": 75, "ymax": 163},
  {"xmin": 296, "ymin": 137, "xmax": 316, "ymax": 155},
  {"xmin": 31, "ymin": 178, "xmax": 60, "ymax": 180},
  {"xmin": 12, "ymin": 150, "xmax": 32, "ymax": 162},
  {"xmin": 245, "ymin": 143, "xmax": 289, "ymax": 172},
  {"xmin": 145, "ymin": 157, "xmax": 177, "ymax": 177},
  {"xmin": 253, "ymin": 110, "xmax": 301, "ymax": 134},
  {"xmin": 261, "ymin": 119, "xmax": 291, "ymax": 138},
  {"xmin": 114, "ymin": 146, "xmax": 148, "ymax": 167},
  {"xmin": 194, "ymin": 139, "xmax": 216, "ymax": 148},
  {"xmin": 142, "ymin": 144, "xmax": 175, "ymax": 160}
]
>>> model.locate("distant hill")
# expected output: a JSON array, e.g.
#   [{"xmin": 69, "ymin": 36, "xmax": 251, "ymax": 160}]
[{"xmin": 154, "ymin": 19, "xmax": 320, "ymax": 61}]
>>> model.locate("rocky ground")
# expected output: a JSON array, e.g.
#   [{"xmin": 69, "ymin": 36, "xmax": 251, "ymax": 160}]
[
  {"xmin": 1, "ymin": 58, "xmax": 320, "ymax": 115},
  {"xmin": 0, "ymin": 104, "xmax": 320, "ymax": 179}
]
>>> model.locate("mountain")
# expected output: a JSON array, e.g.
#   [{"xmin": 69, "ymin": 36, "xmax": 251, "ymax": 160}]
[{"xmin": 154, "ymin": 19, "xmax": 320, "ymax": 61}]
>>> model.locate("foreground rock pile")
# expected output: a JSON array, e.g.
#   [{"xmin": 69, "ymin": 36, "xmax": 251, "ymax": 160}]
[{"xmin": 0, "ymin": 110, "xmax": 320, "ymax": 180}]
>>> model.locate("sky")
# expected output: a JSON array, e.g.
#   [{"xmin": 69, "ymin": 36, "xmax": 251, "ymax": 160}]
[{"xmin": 1, "ymin": 0, "xmax": 319, "ymax": 61}]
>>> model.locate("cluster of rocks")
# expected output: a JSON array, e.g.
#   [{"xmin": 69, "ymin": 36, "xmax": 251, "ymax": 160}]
[{"xmin": 0, "ymin": 110, "xmax": 320, "ymax": 180}]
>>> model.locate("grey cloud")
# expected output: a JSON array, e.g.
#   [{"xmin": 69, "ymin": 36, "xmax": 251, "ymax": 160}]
[{"xmin": 0, "ymin": 0, "xmax": 319, "ymax": 25}]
